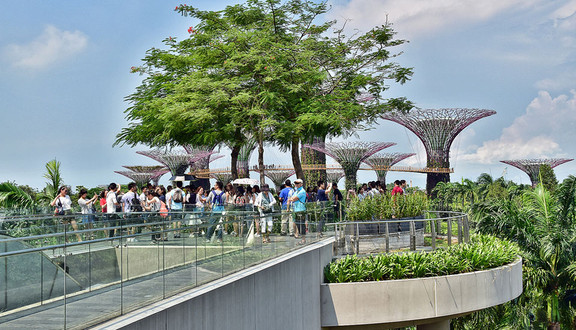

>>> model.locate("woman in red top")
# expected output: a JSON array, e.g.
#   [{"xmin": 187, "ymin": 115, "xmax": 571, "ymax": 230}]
[{"xmin": 99, "ymin": 190, "xmax": 107, "ymax": 212}]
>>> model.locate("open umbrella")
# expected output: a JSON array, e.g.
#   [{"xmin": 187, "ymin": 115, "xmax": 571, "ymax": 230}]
[{"xmin": 232, "ymin": 178, "xmax": 259, "ymax": 185}]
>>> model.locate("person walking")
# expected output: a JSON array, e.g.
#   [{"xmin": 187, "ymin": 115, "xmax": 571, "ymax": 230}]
[
  {"xmin": 206, "ymin": 181, "xmax": 226, "ymax": 243},
  {"xmin": 51, "ymin": 186, "xmax": 82, "ymax": 242}
]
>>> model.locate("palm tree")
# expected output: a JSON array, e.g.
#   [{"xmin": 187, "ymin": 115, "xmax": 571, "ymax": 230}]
[
  {"xmin": 36, "ymin": 159, "xmax": 64, "ymax": 206},
  {"xmin": 473, "ymin": 176, "xmax": 576, "ymax": 328},
  {"xmin": 0, "ymin": 182, "xmax": 36, "ymax": 209}
]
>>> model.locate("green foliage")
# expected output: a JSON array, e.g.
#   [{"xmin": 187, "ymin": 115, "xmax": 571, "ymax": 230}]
[
  {"xmin": 470, "ymin": 176, "xmax": 576, "ymax": 328},
  {"xmin": 346, "ymin": 192, "xmax": 428, "ymax": 221},
  {"xmin": 36, "ymin": 159, "xmax": 64, "ymax": 206},
  {"xmin": 539, "ymin": 163, "xmax": 558, "ymax": 192},
  {"xmin": 0, "ymin": 182, "xmax": 36, "ymax": 209},
  {"xmin": 116, "ymin": 0, "xmax": 413, "ymax": 178},
  {"xmin": 324, "ymin": 234, "xmax": 519, "ymax": 283}
]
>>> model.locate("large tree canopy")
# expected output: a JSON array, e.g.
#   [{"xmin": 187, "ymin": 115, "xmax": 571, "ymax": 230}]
[{"xmin": 116, "ymin": 0, "xmax": 413, "ymax": 179}]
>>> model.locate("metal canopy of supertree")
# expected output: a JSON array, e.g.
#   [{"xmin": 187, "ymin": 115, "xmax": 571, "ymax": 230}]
[
  {"xmin": 115, "ymin": 171, "xmax": 155, "ymax": 187},
  {"xmin": 264, "ymin": 169, "xmax": 296, "ymax": 192},
  {"xmin": 381, "ymin": 108, "xmax": 496, "ymax": 194},
  {"xmin": 326, "ymin": 169, "xmax": 345, "ymax": 185},
  {"xmin": 363, "ymin": 153, "xmax": 416, "ymax": 186},
  {"xmin": 136, "ymin": 148, "xmax": 211, "ymax": 177},
  {"xmin": 303, "ymin": 142, "xmax": 396, "ymax": 191},
  {"xmin": 210, "ymin": 172, "xmax": 233, "ymax": 185},
  {"xmin": 501, "ymin": 158, "xmax": 573, "ymax": 186},
  {"xmin": 117, "ymin": 167, "xmax": 170, "ymax": 186},
  {"xmin": 183, "ymin": 145, "xmax": 222, "ymax": 171}
]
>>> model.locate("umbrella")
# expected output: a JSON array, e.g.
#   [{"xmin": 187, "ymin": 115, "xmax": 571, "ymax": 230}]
[
  {"xmin": 169, "ymin": 174, "xmax": 197, "ymax": 182},
  {"xmin": 232, "ymin": 178, "xmax": 259, "ymax": 185}
]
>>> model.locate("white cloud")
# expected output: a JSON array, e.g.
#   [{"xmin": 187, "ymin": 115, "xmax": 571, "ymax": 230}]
[
  {"xmin": 4, "ymin": 25, "xmax": 88, "ymax": 69},
  {"xmin": 460, "ymin": 90, "xmax": 576, "ymax": 164},
  {"xmin": 328, "ymin": 0, "xmax": 536, "ymax": 39}
]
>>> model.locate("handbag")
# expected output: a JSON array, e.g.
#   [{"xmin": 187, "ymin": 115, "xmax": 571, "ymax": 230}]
[{"xmin": 54, "ymin": 197, "xmax": 65, "ymax": 216}]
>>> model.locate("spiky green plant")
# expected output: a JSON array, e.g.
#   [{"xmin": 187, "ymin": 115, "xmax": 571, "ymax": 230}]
[{"xmin": 0, "ymin": 182, "xmax": 36, "ymax": 209}]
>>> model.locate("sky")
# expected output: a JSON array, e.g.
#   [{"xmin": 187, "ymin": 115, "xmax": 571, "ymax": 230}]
[{"xmin": 0, "ymin": 0, "xmax": 575, "ymax": 191}]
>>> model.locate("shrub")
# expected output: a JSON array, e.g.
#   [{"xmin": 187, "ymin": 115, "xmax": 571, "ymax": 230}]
[
  {"xmin": 346, "ymin": 192, "xmax": 429, "ymax": 221},
  {"xmin": 324, "ymin": 234, "xmax": 520, "ymax": 283}
]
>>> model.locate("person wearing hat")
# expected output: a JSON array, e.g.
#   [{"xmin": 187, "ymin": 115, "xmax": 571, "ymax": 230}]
[
  {"xmin": 255, "ymin": 184, "xmax": 277, "ymax": 243},
  {"xmin": 288, "ymin": 178, "xmax": 307, "ymax": 244}
]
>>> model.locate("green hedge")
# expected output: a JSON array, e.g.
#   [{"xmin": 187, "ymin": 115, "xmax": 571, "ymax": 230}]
[
  {"xmin": 324, "ymin": 235, "xmax": 520, "ymax": 283},
  {"xmin": 346, "ymin": 192, "xmax": 429, "ymax": 221}
]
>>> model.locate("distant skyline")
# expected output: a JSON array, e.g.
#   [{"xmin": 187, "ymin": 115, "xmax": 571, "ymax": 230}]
[{"xmin": 0, "ymin": 0, "xmax": 575, "ymax": 190}]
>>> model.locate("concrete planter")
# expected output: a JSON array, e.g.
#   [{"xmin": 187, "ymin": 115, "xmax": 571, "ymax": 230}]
[{"xmin": 321, "ymin": 258, "xmax": 523, "ymax": 329}]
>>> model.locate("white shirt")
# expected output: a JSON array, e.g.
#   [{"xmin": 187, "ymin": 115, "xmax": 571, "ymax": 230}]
[
  {"xmin": 78, "ymin": 197, "xmax": 93, "ymax": 214},
  {"xmin": 106, "ymin": 191, "xmax": 118, "ymax": 214},
  {"xmin": 56, "ymin": 195, "xmax": 73, "ymax": 211}
]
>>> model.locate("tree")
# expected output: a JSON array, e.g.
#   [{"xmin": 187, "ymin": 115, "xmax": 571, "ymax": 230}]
[
  {"xmin": 36, "ymin": 159, "xmax": 64, "ymax": 206},
  {"xmin": 539, "ymin": 164, "xmax": 558, "ymax": 192},
  {"xmin": 0, "ymin": 182, "xmax": 36, "ymax": 209},
  {"xmin": 115, "ymin": 0, "xmax": 413, "ymax": 179},
  {"xmin": 472, "ymin": 177, "xmax": 576, "ymax": 328}
]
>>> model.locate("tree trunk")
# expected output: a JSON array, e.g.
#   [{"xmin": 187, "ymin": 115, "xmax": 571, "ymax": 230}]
[
  {"xmin": 291, "ymin": 138, "xmax": 304, "ymax": 183},
  {"xmin": 231, "ymin": 144, "xmax": 240, "ymax": 180},
  {"xmin": 258, "ymin": 131, "xmax": 265, "ymax": 186}
]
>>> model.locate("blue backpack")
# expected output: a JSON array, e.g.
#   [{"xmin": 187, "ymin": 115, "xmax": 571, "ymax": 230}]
[{"xmin": 212, "ymin": 191, "xmax": 225, "ymax": 207}]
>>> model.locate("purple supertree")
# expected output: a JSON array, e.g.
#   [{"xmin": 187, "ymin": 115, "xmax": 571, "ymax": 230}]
[
  {"xmin": 501, "ymin": 158, "xmax": 573, "ymax": 186},
  {"xmin": 326, "ymin": 169, "xmax": 345, "ymax": 185},
  {"xmin": 363, "ymin": 153, "xmax": 415, "ymax": 187},
  {"xmin": 184, "ymin": 144, "xmax": 223, "ymax": 189},
  {"xmin": 380, "ymin": 108, "xmax": 496, "ymax": 194},
  {"xmin": 303, "ymin": 142, "xmax": 396, "ymax": 191}
]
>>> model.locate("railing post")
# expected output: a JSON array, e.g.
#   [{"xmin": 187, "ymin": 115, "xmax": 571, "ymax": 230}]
[
  {"xmin": 385, "ymin": 222, "xmax": 390, "ymax": 253},
  {"xmin": 430, "ymin": 219, "xmax": 436, "ymax": 250},
  {"xmin": 437, "ymin": 219, "xmax": 442, "ymax": 236},
  {"xmin": 457, "ymin": 216, "xmax": 463, "ymax": 244},
  {"xmin": 355, "ymin": 223, "xmax": 359, "ymax": 254},
  {"xmin": 463, "ymin": 215, "xmax": 470, "ymax": 243},
  {"xmin": 409, "ymin": 221, "xmax": 416, "ymax": 251},
  {"xmin": 447, "ymin": 219, "xmax": 452, "ymax": 246}
]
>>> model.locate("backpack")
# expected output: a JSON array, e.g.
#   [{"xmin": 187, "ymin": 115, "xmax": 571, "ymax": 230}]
[
  {"xmin": 173, "ymin": 189, "xmax": 183, "ymax": 203},
  {"xmin": 212, "ymin": 191, "xmax": 225, "ymax": 206},
  {"xmin": 131, "ymin": 193, "xmax": 143, "ymax": 212}
]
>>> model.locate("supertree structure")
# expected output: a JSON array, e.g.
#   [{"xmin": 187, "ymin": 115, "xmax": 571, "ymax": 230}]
[
  {"xmin": 326, "ymin": 169, "xmax": 345, "ymax": 185},
  {"xmin": 501, "ymin": 158, "xmax": 573, "ymax": 186},
  {"xmin": 184, "ymin": 144, "xmax": 223, "ymax": 189},
  {"xmin": 380, "ymin": 108, "xmax": 496, "ymax": 194},
  {"xmin": 303, "ymin": 142, "xmax": 396, "ymax": 191},
  {"xmin": 114, "ymin": 171, "xmax": 156, "ymax": 188},
  {"xmin": 363, "ymin": 153, "xmax": 415, "ymax": 187},
  {"xmin": 264, "ymin": 168, "xmax": 296, "ymax": 192},
  {"xmin": 118, "ymin": 166, "xmax": 170, "ymax": 186},
  {"xmin": 136, "ymin": 148, "xmax": 211, "ymax": 178},
  {"xmin": 210, "ymin": 172, "xmax": 233, "ymax": 185}
]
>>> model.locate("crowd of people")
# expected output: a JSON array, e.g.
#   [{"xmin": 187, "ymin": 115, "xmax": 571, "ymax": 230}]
[{"xmin": 49, "ymin": 177, "xmax": 409, "ymax": 243}]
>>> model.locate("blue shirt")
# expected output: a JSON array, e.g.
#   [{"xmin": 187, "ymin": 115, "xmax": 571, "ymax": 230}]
[
  {"xmin": 279, "ymin": 187, "xmax": 294, "ymax": 210},
  {"xmin": 292, "ymin": 187, "xmax": 307, "ymax": 212}
]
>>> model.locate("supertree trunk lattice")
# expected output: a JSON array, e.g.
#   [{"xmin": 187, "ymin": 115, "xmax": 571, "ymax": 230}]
[
  {"xmin": 363, "ymin": 153, "xmax": 415, "ymax": 188},
  {"xmin": 500, "ymin": 158, "xmax": 573, "ymax": 186},
  {"xmin": 303, "ymin": 142, "xmax": 396, "ymax": 192},
  {"xmin": 381, "ymin": 108, "xmax": 496, "ymax": 195}
]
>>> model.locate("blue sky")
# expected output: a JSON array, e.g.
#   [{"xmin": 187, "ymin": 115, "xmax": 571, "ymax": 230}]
[{"xmin": 0, "ymin": 0, "xmax": 575, "ymax": 190}]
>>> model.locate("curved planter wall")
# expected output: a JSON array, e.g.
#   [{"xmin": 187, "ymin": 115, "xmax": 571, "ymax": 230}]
[{"xmin": 321, "ymin": 258, "xmax": 522, "ymax": 328}]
